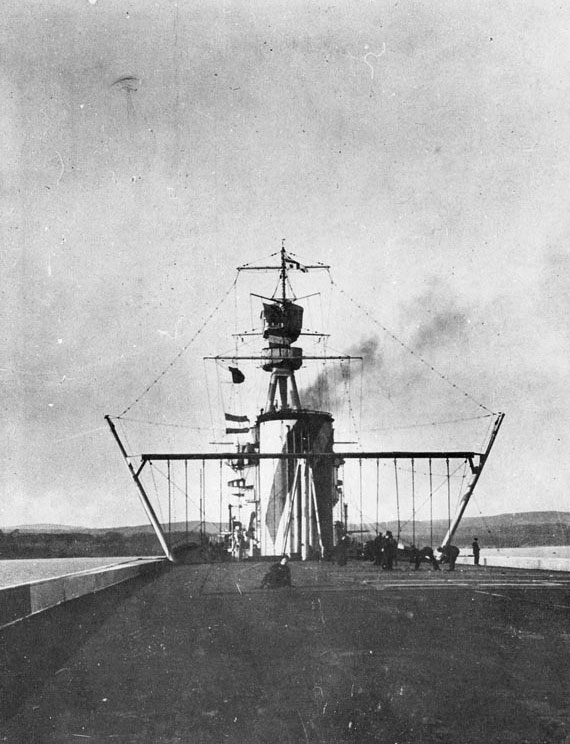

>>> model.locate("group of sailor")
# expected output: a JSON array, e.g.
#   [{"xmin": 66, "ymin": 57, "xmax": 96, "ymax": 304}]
[{"xmin": 368, "ymin": 533, "xmax": 469, "ymax": 571}]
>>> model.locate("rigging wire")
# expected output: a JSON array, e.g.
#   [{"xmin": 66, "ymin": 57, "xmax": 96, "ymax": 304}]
[
  {"xmin": 376, "ymin": 458, "xmax": 380, "ymax": 535},
  {"xmin": 116, "ymin": 417, "xmax": 135, "ymax": 460},
  {"xmin": 398, "ymin": 457, "xmax": 469, "ymax": 538},
  {"xmin": 470, "ymin": 493, "xmax": 502, "ymax": 549},
  {"xmin": 150, "ymin": 463, "xmax": 200, "ymax": 510},
  {"xmin": 204, "ymin": 358, "xmax": 216, "ymax": 443},
  {"xmin": 446, "ymin": 458, "xmax": 451, "ymax": 534},
  {"xmin": 185, "ymin": 459, "xmax": 189, "ymax": 543},
  {"xmin": 328, "ymin": 275, "xmax": 495, "ymax": 415},
  {"xmin": 219, "ymin": 460, "xmax": 223, "ymax": 534},
  {"xmin": 429, "ymin": 458, "xmax": 433, "ymax": 546},
  {"xmin": 168, "ymin": 460, "xmax": 172, "ymax": 544},
  {"xmin": 200, "ymin": 461, "xmax": 205, "ymax": 543},
  {"xmin": 394, "ymin": 458, "xmax": 401, "ymax": 542},
  {"xmin": 114, "ymin": 416, "xmax": 212, "ymax": 431},
  {"xmin": 478, "ymin": 413, "xmax": 497, "ymax": 454},
  {"xmin": 366, "ymin": 413, "xmax": 494, "ymax": 433},
  {"xmin": 411, "ymin": 458, "xmax": 416, "ymax": 546},
  {"xmin": 342, "ymin": 361, "xmax": 362, "ymax": 446},
  {"xmin": 149, "ymin": 463, "xmax": 165, "ymax": 525},
  {"xmin": 457, "ymin": 458, "xmax": 469, "ymax": 510},
  {"xmin": 359, "ymin": 459, "xmax": 363, "ymax": 541},
  {"xmin": 118, "ymin": 275, "xmax": 238, "ymax": 416}
]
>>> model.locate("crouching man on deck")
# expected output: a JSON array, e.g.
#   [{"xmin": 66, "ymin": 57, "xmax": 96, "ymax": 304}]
[
  {"xmin": 410, "ymin": 545, "xmax": 440, "ymax": 571},
  {"xmin": 261, "ymin": 555, "xmax": 292, "ymax": 588},
  {"xmin": 437, "ymin": 544, "xmax": 460, "ymax": 571}
]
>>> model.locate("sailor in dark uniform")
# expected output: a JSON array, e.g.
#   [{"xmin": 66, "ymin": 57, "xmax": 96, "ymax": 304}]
[
  {"xmin": 421, "ymin": 546, "xmax": 440, "ymax": 571},
  {"xmin": 410, "ymin": 545, "xmax": 440, "ymax": 570},
  {"xmin": 437, "ymin": 544, "xmax": 460, "ymax": 571},
  {"xmin": 372, "ymin": 533, "xmax": 384, "ymax": 566},
  {"xmin": 472, "ymin": 537, "xmax": 481, "ymax": 565},
  {"xmin": 261, "ymin": 555, "xmax": 292, "ymax": 588},
  {"xmin": 384, "ymin": 531, "xmax": 397, "ymax": 570}
]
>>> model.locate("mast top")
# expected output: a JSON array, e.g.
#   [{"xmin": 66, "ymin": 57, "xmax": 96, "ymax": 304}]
[{"xmin": 236, "ymin": 241, "xmax": 329, "ymax": 291}]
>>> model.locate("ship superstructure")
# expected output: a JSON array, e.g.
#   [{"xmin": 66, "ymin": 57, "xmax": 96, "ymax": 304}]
[
  {"xmin": 241, "ymin": 247, "xmax": 342, "ymax": 558},
  {"xmin": 106, "ymin": 242, "xmax": 504, "ymax": 563}
]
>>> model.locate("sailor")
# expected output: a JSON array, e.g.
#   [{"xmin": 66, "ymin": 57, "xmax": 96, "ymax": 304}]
[
  {"xmin": 410, "ymin": 544, "xmax": 421, "ymax": 570},
  {"xmin": 421, "ymin": 546, "xmax": 440, "ymax": 571},
  {"xmin": 372, "ymin": 532, "xmax": 384, "ymax": 566},
  {"xmin": 384, "ymin": 531, "xmax": 397, "ymax": 570},
  {"xmin": 231, "ymin": 522, "xmax": 245, "ymax": 561},
  {"xmin": 437, "ymin": 544, "xmax": 460, "ymax": 571},
  {"xmin": 334, "ymin": 535, "xmax": 350, "ymax": 566},
  {"xmin": 410, "ymin": 545, "xmax": 439, "ymax": 570},
  {"xmin": 260, "ymin": 554, "xmax": 292, "ymax": 588},
  {"xmin": 472, "ymin": 537, "xmax": 481, "ymax": 565}
]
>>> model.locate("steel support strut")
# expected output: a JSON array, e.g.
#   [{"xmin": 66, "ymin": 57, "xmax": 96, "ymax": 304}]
[
  {"xmin": 439, "ymin": 412, "xmax": 505, "ymax": 549},
  {"xmin": 105, "ymin": 416, "xmax": 175, "ymax": 562}
]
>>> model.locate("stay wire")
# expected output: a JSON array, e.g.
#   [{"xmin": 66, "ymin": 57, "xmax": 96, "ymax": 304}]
[
  {"xmin": 151, "ymin": 462, "xmax": 200, "ymax": 510},
  {"xmin": 429, "ymin": 459, "xmax": 433, "ymax": 546},
  {"xmin": 328, "ymin": 275, "xmax": 495, "ymax": 415},
  {"xmin": 114, "ymin": 416, "xmax": 211, "ymax": 431},
  {"xmin": 470, "ymin": 493, "xmax": 502, "ymax": 550},
  {"xmin": 149, "ymin": 463, "xmax": 165, "ymax": 525},
  {"xmin": 398, "ymin": 459, "xmax": 468, "ymax": 533},
  {"xmin": 394, "ymin": 458, "xmax": 401, "ymax": 542},
  {"xmin": 366, "ymin": 413, "xmax": 494, "ymax": 433},
  {"xmin": 118, "ymin": 275, "xmax": 238, "ymax": 416}
]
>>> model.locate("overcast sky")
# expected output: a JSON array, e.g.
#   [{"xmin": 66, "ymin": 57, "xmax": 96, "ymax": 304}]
[{"xmin": 1, "ymin": 0, "xmax": 569, "ymax": 530}]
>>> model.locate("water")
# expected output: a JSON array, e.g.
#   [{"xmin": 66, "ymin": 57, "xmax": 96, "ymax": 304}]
[
  {"xmin": 470, "ymin": 545, "xmax": 570, "ymax": 559},
  {"xmin": 0, "ymin": 557, "xmax": 143, "ymax": 589},
  {"xmin": 457, "ymin": 545, "xmax": 570, "ymax": 559}
]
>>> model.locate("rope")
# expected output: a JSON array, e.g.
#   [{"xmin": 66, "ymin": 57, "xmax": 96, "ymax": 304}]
[
  {"xmin": 149, "ymin": 463, "xmax": 165, "ymax": 524},
  {"xmin": 118, "ymin": 276, "xmax": 238, "ymax": 416},
  {"xmin": 185, "ymin": 460, "xmax": 189, "ymax": 543},
  {"xmin": 366, "ymin": 413, "xmax": 494, "ymax": 433},
  {"xmin": 471, "ymin": 493, "xmax": 502, "ymax": 549},
  {"xmin": 398, "ymin": 459, "xmax": 470, "ymax": 534},
  {"xmin": 479, "ymin": 413, "xmax": 497, "ymax": 453},
  {"xmin": 150, "ymin": 462, "xmax": 200, "ymax": 510},
  {"xmin": 205, "ymin": 358, "xmax": 217, "ymax": 443},
  {"xmin": 457, "ymin": 458, "xmax": 469, "ymax": 510},
  {"xmin": 237, "ymin": 250, "xmax": 280, "ymax": 269},
  {"xmin": 199, "ymin": 466, "xmax": 204, "ymax": 543},
  {"xmin": 168, "ymin": 460, "xmax": 172, "ymax": 544},
  {"xmin": 446, "ymin": 458, "xmax": 451, "ymax": 533},
  {"xmin": 411, "ymin": 458, "xmax": 416, "ymax": 546},
  {"xmin": 115, "ymin": 416, "xmax": 212, "ymax": 431},
  {"xmin": 429, "ymin": 459, "xmax": 433, "ymax": 546},
  {"xmin": 329, "ymin": 275, "xmax": 495, "ymax": 414},
  {"xmin": 342, "ymin": 361, "xmax": 362, "ymax": 446},
  {"xmin": 375, "ymin": 458, "xmax": 380, "ymax": 535},
  {"xmin": 394, "ymin": 458, "xmax": 401, "ymax": 542},
  {"xmin": 359, "ymin": 458, "xmax": 363, "ymax": 541},
  {"xmin": 219, "ymin": 460, "xmax": 223, "ymax": 534}
]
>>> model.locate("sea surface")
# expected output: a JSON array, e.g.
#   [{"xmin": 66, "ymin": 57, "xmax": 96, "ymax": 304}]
[
  {"xmin": 0, "ymin": 557, "xmax": 143, "ymax": 589},
  {"xmin": 459, "ymin": 545, "xmax": 570, "ymax": 559}
]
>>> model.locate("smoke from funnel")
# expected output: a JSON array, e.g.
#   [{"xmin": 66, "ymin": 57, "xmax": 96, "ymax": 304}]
[{"xmin": 301, "ymin": 336, "xmax": 383, "ymax": 410}]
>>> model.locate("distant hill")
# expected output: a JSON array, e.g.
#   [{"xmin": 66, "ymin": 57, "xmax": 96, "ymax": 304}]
[
  {"xmin": 111, "ymin": 521, "xmax": 221, "ymax": 537},
  {"xmin": 349, "ymin": 511, "xmax": 570, "ymax": 548},
  {"xmin": 2, "ymin": 521, "xmax": 222, "ymax": 536},
  {"xmin": 5, "ymin": 512, "xmax": 570, "ymax": 549},
  {"xmin": 5, "ymin": 524, "xmax": 91, "ymax": 533}
]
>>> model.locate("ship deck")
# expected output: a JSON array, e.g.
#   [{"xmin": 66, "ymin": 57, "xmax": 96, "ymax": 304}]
[{"xmin": 2, "ymin": 560, "xmax": 570, "ymax": 743}]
